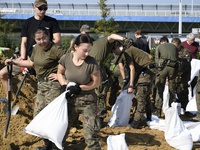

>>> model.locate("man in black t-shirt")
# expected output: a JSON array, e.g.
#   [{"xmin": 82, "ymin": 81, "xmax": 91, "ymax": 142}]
[{"xmin": 134, "ymin": 29, "xmax": 150, "ymax": 54}]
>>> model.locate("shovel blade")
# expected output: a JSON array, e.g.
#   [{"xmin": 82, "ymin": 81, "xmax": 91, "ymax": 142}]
[{"xmin": 3, "ymin": 102, "xmax": 19, "ymax": 115}]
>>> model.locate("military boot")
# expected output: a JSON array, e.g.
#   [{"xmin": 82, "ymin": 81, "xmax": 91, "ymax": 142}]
[
  {"xmin": 153, "ymin": 108, "xmax": 161, "ymax": 118},
  {"xmin": 36, "ymin": 139, "xmax": 52, "ymax": 150},
  {"xmin": 128, "ymin": 120, "xmax": 140, "ymax": 129}
]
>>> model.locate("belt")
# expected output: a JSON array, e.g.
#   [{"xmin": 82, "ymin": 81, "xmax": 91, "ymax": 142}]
[
  {"xmin": 80, "ymin": 89, "xmax": 95, "ymax": 94},
  {"xmin": 37, "ymin": 77, "xmax": 51, "ymax": 82}
]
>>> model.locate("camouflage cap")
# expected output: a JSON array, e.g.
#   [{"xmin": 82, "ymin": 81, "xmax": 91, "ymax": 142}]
[
  {"xmin": 80, "ymin": 24, "xmax": 91, "ymax": 32},
  {"xmin": 34, "ymin": 0, "xmax": 47, "ymax": 7}
]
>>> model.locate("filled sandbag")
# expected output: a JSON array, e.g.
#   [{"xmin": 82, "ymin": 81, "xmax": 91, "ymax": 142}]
[{"xmin": 107, "ymin": 133, "xmax": 128, "ymax": 150}]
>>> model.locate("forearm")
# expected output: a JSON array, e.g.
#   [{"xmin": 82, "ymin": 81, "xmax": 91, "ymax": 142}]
[{"xmin": 9, "ymin": 59, "xmax": 34, "ymax": 68}]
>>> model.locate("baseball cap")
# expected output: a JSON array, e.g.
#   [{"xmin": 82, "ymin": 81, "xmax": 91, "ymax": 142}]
[
  {"xmin": 80, "ymin": 24, "xmax": 91, "ymax": 32},
  {"xmin": 34, "ymin": 0, "xmax": 47, "ymax": 7}
]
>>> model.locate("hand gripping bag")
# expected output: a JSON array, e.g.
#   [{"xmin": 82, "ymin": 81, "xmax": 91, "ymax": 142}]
[
  {"xmin": 165, "ymin": 102, "xmax": 193, "ymax": 150},
  {"xmin": 108, "ymin": 90, "xmax": 135, "ymax": 127},
  {"xmin": 107, "ymin": 133, "xmax": 128, "ymax": 150},
  {"xmin": 23, "ymin": 91, "xmax": 68, "ymax": 150}
]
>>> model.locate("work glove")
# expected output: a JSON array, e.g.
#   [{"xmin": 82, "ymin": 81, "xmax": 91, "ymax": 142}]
[
  {"xmin": 20, "ymin": 58, "xmax": 28, "ymax": 74},
  {"xmin": 67, "ymin": 84, "xmax": 82, "ymax": 95},
  {"xmin": 123, "ymin": 38, "xmax": 132, "ymax": 49},
  {"xmin": 61, "ymin": 84, "xmax": 67, "ymax": 93}
]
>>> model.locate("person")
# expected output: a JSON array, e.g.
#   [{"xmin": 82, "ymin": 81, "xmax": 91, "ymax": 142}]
[
  {"xmin": 5, "ymin": 26, "xmax": 66, "ymax": 150},
  {"xmin": 191, "ymin": 70, "xmax": 200, "ymax": 121},
  {"xmin": 182, "ymin": 33, "xmax": 200, "ymax": 59},
  {"xmin": 171, "ymin": 38, "xmax": 193, "ymax": 117},
  {"xmin": 67, "ymin": 24, "xmax": 91, "ymax": 53},
  {"xmin": 112, "ymin": 39, "xmax": 156, "ymax": 129},
  {"xmin": 134, "ymin": 29, "xmax": 150, "ymax": 54},
  {"xmin": 109, "ymin": 41, "xmax": 129, "ymax": 106},
  {"xmin": 0, "ymin": 0, "xmax": 61, "ymax": 103},
  {"xmin": 154, "ymin": 37, "xmax": 178, "ymax": 118},
  {"xmin": 57, "ymin": 34, "xmax": 101, "ymax": 150},
  {"xmin": 89, "ymin": 34, "xmax": 132, "ymax": 127}
]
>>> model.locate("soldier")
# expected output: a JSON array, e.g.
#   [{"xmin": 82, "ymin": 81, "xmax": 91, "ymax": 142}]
[
  {"xmin": 154, "ymin": 37, "xmax": 178, "ymax": 118},
  {"xmin": 171, "ymin": 38, "xmax": 194, "ymax": 117},
  {"xmin": 89, "ymin": 34, "xmax": 132, "ymax": 127},
  {"xmin": 112, "ymin": 41, "xmax": 156, "ymax": 129},
  {"xmin": 191, "ymin": 71, "xmax": 200, "ymax": 121}
]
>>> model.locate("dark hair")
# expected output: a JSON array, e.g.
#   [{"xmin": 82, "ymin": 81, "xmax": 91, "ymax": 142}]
[
  {"xmin": 32, "ymin": 26, "xmax": 50, "ymax": 39},
  {"xmin": 171, "ymin": 38, "xmax": 181, "ymax": 45},
  {"xmin": 133, "ymin": 29, "xmax": 142, "ymax": 35},
  {"xmin": 74, "ymin": 34, "xmax": 93, "ymax": 46},
  {"xmin": 160, "ymin": 37, "xmax": 169, "ymax": 43}
]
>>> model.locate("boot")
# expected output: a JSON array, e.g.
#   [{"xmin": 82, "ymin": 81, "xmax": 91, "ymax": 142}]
[
  {"xmin": 128, "ymin": 120, "xmax": 140, "ymax": 129},
  {"xmin": 36, "ymin": 139, "xmax": 52, "ymax": 150},
  {"xmin": 153, "ymin": 109, "xmax": 161, "ymax": 118}
]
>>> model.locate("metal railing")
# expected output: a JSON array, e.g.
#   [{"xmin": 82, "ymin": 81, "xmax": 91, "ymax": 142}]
[{"xmin": 1, "ymin": 2, "xmax": 200, "ymax": 17}]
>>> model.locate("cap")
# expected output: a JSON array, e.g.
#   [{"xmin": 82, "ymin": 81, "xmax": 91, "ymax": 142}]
[
  {"xmin": 80, "ymin": 24, "xmax": 91, "ymax": 33},
  {"xmin": 34, "ymin": 0, "xmax": 47, "ymax": 7},
  {"xmin": 14, "ymin": 47, "xmax": 20, "ymax": 54}
]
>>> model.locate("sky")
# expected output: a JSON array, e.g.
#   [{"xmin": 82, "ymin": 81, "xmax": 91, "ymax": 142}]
[{"xmin": 4, "ymin": 0, "xmax": 200, "ymax": 5}]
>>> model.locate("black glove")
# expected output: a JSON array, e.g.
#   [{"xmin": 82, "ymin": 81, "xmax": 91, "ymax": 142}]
[
  {"xmin": 67, "ymin": 84, "xmax": 82, "ymax": 95},
  {"xmin": 65, "ymin": 91, "xmax": 72, "ymax": 99},
  {"xmin": 123, "ymin": 38, "xmax": 132, "ymax": 49},
  {"xmin": 61, "ymin": 84, "xmax": 67, "ymax": 93}
]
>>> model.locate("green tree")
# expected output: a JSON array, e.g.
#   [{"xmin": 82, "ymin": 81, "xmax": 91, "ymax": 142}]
[{"xmin": 91, "ymin": 0, "xmax": 119, "ymax": 36}]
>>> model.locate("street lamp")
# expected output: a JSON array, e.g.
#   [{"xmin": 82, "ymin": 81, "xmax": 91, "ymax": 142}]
[{"xmin": 179, "ymin": 0, "xmax": 182, "ymax": 35}]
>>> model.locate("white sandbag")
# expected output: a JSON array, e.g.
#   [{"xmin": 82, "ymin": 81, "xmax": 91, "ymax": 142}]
[
  {"xmin": 165, "ymin": 102, "xmax": 193, "ymax": 150},
  {"xmin": 189, "ymin": 59, "xmax": 200, "ymax": 85},
  {"xmin": 107, "ymin": 133, "xmax": 128, "ymax": 150},
  {"xmin": 162, "ymin": 82, "xmax": 169, "ymax": 114},
  {"xmin": 23, "ymin": 91, "xmax": 68, "ymax": 150},
  {"xmin": 183, "ymin": 121, "xmax": 200, "ymax": 142},
  {"xmin": 108, "ymin": 90, "xmax": 135, "ymax": 127}
]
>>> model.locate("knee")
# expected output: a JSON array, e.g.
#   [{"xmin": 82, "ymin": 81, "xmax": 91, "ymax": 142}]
[{"xmin": 0, "ymin": 69, "xmax": 8, "ymax": 79}]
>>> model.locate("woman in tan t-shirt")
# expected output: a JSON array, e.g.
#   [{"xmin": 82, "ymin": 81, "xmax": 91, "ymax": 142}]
[{"xmin": 57, "ymin": 34, "xmax": 101, "ymax": 150}]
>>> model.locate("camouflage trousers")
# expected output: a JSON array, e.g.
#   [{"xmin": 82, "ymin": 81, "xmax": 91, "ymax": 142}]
[
  {"xmin": 196, "ymin": 72, "xmax": 200, "ymax": 117},
  {"xmin": 133, "ymin": 67, "xmax": 156, "ymax": 122},
  {"xmin": 109, "ymin": 65, "xmax": 129, "ymax": 105},
  {"xmin": 175, "ymin": 72, "xmax": 190, "ymax": 110},
  {"xmin": 33, "ymin": 80, "xmax": 61, "ymax": 118},
  {"xmin": 155, "ymin": 66, "xmax": 177, "ymax": 109},
  {"xmin": 95, "ymin": 62, "xmax": 109, "ymax": 118},
  {"xmin": 65, "ymin": 92, "xmax": 101, "ymax": 150}
]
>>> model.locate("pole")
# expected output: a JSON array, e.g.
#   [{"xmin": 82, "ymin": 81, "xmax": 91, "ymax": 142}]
[
  {"xmin": 191, "ymin": 0, "xmax": 193, "ymax": 15},
  {"xmin": 179, "ymin": 0, "xmax": 182, "ymax": 35}
]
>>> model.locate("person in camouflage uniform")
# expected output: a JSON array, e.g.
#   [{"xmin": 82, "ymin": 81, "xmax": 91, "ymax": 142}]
[
  {"xmin": 112, "ymin": 41, "xmax": 156, "ymax": 129},
  {"xmin": 57, "ymin": 34, "xmax": 101, "ymax": 150},
  {"xmin": 171, "ymin": 38, "xmax": 193, "ymax": 116},
  {"xmin": 89, "ymin": 34, "xmax": 132, "ymax": 127},
  {"xmin": 5, "ymin": 26, "xmax": 66, "ymax": 150},
  {"xmin": 192, "ymin": 70, "xmax": 200, "ymax": 121},
  {"xmin": 109, "ymin": 52, "xmax": 129, "ymax": 106},
  {"xmin": 154, "ymin": 37, "xmax": 178, "ymax": 118}
]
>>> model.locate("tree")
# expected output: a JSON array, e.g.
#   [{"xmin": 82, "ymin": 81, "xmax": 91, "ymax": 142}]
[{"xmin": 91, "ymin": 0, "xmax": 119, "ymax": 36}]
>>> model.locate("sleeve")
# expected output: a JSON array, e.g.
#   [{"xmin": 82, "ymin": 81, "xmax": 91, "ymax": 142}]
[
  {"xmin": 56, "ymin": 46, "xmax": 67, "ymax": 60},
  {"xmin": 21, "ymin": 20, "xmax": 28, "ymax": 37},
  {"xmin": 58, "ymin": 54, "xmax": 67, "ymax": 69},
  {"xmin": 30, "ymin": 47, "xmax": 35, "ymax": 62},
  {"xmin": 89, "ymin": 57, "xmax": 99, "ymax": 75},
  {"xmin": 51, "ymin": 19, "xmax": 60, "ymax": 33}
]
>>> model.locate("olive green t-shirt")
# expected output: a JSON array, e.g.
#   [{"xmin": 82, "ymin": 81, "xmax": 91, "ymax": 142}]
[
  {"xmin": 58, "ymin": 53, "xmax": 99, "ymax": 85},
  {"xmin": 120, "ymin": 46, "xmax": 153, "ymax": 73},
  {"xmin": 30, "ymin": 43, "xmax": 67, "ymax": 78},
  {"xmin": 89, "ymin": 36, "xmax": 114, "ymax": 62},
  {"xmin": 155, "ymin": 43, "xmax": 178, "ymax": 62}
]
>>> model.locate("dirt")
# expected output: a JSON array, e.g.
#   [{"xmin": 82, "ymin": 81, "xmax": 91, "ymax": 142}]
[{"xmin": 0, "ymin": 53, "xmax": 200, "ymax": 150}]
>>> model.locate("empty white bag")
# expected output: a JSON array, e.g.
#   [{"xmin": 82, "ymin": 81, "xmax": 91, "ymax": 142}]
[
  {"xmin": 108, "ymin": 90, "xmax": 135, "ymax": 127},
  {"xmin": 107, "ymin": 133, "xmax": 128, "ymax": 150},
  {"xmin": 23, "ymin": 91, "xmax": 68, "ymax": 150}
]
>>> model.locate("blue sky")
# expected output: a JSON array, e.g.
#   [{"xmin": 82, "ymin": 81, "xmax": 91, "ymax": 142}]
[{"xmin": 5, "ymin": 0, "xmax": 200, "ymax": 4}]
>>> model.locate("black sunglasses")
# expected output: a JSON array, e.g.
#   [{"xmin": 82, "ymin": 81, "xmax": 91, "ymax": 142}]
[{"xmin": 37, "ymin": 7, "xmax": 48, "ymax": 11}]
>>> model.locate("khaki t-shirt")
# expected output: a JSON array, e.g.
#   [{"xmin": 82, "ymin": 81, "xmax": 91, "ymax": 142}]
[
  {"xmin": 89, "ymin": 36, "xmax": 114, "ymax": 62},
  {"xmin": 59, "ymin": 53, "xmax": 99, "ymax": 85},
  {"xmin": 121, "ymin": 46, "xmax": 153, "ymax": 73},
  {"xmin": 30, "ymin": 43, "xmax": 66, "ymax": 78}
]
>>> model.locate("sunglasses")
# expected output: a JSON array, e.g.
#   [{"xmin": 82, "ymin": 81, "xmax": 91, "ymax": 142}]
[{"xmin": 37, "ymin": 7, "xmax": 48, "ymax": 11}]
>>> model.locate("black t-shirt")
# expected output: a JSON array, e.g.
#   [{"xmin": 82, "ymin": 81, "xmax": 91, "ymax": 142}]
[
  {"xmin": 21, "ymin": 15, "xmax": 60, "ymax": 57},
  {"xmin": 135, "ymin": 37, "xmax": 150, "ymax": 54}
]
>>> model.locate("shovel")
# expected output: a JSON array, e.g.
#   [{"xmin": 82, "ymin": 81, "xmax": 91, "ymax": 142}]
[
  {"xmin": 3, "ymin": 64, "xmax": 12, "ymax": 150},
  {"xmin": 3, "ymin": 71, "xmax": 27, "ymax": 115}
]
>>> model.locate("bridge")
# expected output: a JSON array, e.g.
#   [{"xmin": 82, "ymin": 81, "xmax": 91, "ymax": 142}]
[{"xmin": 1, "ymin": 2, "xmax": 200, "ymax": 34}]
